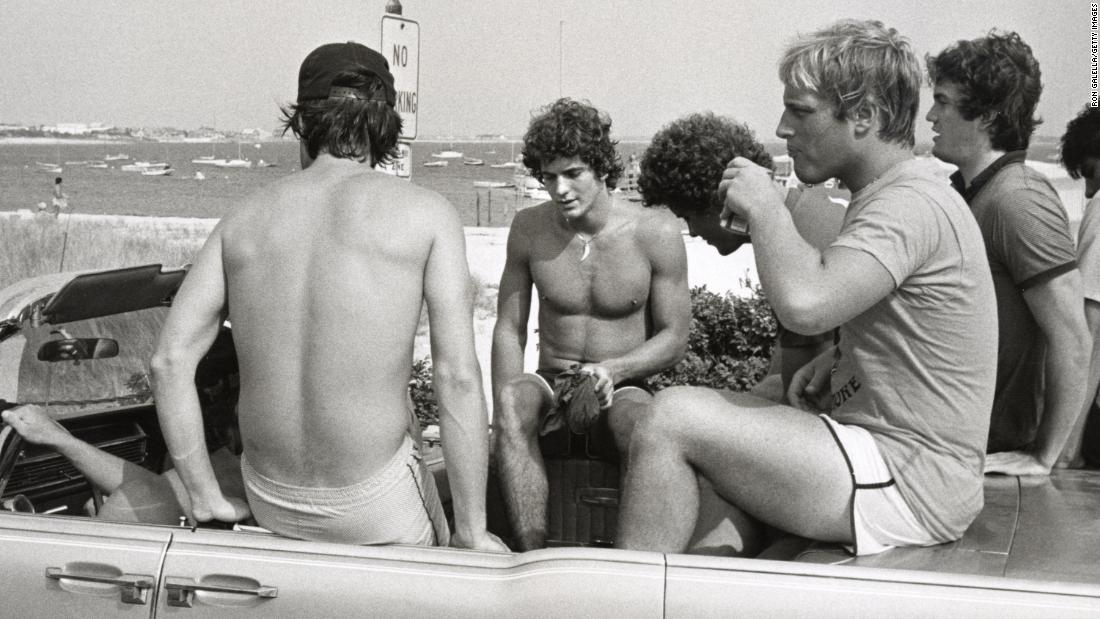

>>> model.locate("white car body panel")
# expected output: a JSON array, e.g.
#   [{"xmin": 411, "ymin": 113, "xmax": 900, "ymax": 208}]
[
  {"xmin": 0, "ymin": 512, "xmax": 170, "ymax": 617},
  {"xmin": 665, "ymin": 554, "xmax": 1100, "ymax": 618}
]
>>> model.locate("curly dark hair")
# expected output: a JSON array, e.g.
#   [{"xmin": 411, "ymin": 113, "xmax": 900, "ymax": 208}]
[
  {"xmin": 280, "ymin": 65, "xmax": 403, "ymax": 166},
  {"xmin": 638, "ymin": 112, "xmax": 774, "ymax": 214},
  {"xmin": 522, "ymin": 98, "xmax": 624, "ymax": 189},
  {"xmin": 1061, "ymin": 104, "xmax": 1100, "ymax": 179},
  {"xmin": 926, "ymin": 30, "xmax": 1043, "ymax": 152}
]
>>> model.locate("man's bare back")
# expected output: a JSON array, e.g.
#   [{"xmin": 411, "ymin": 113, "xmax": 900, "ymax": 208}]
[
  {"xmin": 218, "ymin": 156, "xmax": 444, "ymax": 486},
  {"xmin": 154, "ymin": 42, "xmax": 502, "ymax": 550}
]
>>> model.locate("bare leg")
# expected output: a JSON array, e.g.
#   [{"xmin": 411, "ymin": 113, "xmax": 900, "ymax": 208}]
[
  {"xmin": 494, "ymin": 375, "xmax": 553, "ymax": 551},
  {"xmin": 686, "ymin": 478, "xmax": 765, "ymax": 557},
  {"xmin": 617, "ymin": 387, "xmax": 854, "ymax": 553},
  {"xmin": 606, "ymin": 388, "xmax": 652, "ymax": 469}
]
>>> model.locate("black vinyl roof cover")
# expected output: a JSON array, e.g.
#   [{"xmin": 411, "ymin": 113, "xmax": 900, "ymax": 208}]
[{"xmin": 40, "ymin": 264, "xmax": 188, "ymax": 325}]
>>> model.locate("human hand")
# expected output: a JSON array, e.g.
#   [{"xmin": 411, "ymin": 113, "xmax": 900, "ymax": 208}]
[
  {"xmin": 984, "ymin": 451, "xmax": 1052, "ymax": 476},
  {"xmin": 717, "ymin": 157, "xmax": 784, "ymax": 230},
  {"xmin": 578, "ymin": 364, "xmax": 615, "ymax": 409},
  {"xmin": 189, "ymin": 493, "xmax": 252, "ymax": 524},
  {"xmin": 1, "ymin": 405, "xmax": 72, "ymax": 447},
  {"xmin": 451, "ymin": 530, "xmax": 510, "ymax": 552},
  {"xmin": 787, "ymin": 351, "xmax": 833, "ymax": 413}
]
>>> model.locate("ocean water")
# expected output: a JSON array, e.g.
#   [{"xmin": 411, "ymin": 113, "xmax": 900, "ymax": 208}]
[
  {"xmin": 0, "ymin": 139, "xmax": 1083, "ymax": 226},
  {"xmin": 0, "ymin": 140, "xmax": 650, "ymax": 227}
]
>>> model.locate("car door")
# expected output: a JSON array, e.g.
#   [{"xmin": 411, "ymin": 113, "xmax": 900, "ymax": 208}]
[
  {"xmin": 156, "ymin": 529, "xmax": 665, "ymax": 617},
  {"xmin": 0, "ymin": 512, "xmax": 171, "ymax": 618}
]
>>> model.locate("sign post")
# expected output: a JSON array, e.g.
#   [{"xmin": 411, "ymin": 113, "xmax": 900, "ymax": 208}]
[{"xmin": 379, "ymin": 14, "xmax": 419, "ymax": 179}]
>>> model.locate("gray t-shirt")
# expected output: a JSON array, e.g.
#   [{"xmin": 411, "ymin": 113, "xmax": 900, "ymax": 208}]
[
  {"xmin": 829, "ymin": 158, "xmax": 997, "ymax": 541},
  {"xmin": 953, "ymin": 152, "xmax": 1078, "ymax": 452}
]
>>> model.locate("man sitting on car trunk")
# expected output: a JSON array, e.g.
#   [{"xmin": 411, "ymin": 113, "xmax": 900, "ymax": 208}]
[
  {"xmin": 618, "ymin": 20, "xmax": 997, "ymax": 557},
  {"xmin": 152, "ymin": 42, "xmax": 505, "ymax": 551}
]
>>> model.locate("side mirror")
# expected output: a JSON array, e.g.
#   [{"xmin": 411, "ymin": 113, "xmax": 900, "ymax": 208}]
[{"xmin": 37, "ymin": 338, "xmax": 120, "ymax": 363}]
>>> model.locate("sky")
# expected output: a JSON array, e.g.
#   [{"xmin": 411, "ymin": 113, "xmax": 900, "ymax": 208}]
[{"xmin": 0, "ymin": 0, "xmax": 1090, "ymax": 143}]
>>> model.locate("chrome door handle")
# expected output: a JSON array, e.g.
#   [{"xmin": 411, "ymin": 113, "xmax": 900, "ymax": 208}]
[
  {"xmin": 165, "ymin": 576, "xmax": 278, "ymax": 608},
  {"xmin": 45, "ymin": 567, "xmax": 154, "ymax": 605}
]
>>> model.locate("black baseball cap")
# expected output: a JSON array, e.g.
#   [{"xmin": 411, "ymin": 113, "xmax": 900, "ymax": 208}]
[{"xmin": 297, "ymin": 41, "xmax": 396, "ymax": 107}]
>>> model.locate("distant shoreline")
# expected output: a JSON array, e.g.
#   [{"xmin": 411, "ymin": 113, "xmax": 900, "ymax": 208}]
[{"xmin": 0, "ymin": 136, "xmax": 654, "ymax": 146}]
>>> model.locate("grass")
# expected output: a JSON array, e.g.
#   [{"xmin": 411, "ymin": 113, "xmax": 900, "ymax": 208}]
[
  {"xmin": 2, "ymin": 211, "xmax": 499, "ymax": 336},
  {"xmin": 0, "ymin": 214, "xmax": 207, "ymax": 291}
]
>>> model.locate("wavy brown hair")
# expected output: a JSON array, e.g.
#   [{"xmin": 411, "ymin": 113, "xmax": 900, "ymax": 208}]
[
  {"xmin": 522, "ymin": 98, "xmax": 624, "ymax": 189},
  {"xmin": 926, "ymin": 31, "xmax": 1043, "ymax": 152},
  {"xmin": 280, "ymin": 65, "xmax": 403, "ymax": 166}
]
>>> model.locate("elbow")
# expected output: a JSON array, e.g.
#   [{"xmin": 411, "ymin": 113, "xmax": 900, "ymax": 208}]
[
  {"xmin": 433, "ymin": 361, "xmax": 484, "ymax": 397},
  {"xmin": 150, "ymin": 343, "xmax": 192, "ymax": 384},
  {"xmin": 668, "ymin": 332, "xmax": 689, "ymax": 367},
  {"xmin": 774, "ymin": 293, "xmax": 834, "ymax": 336}
]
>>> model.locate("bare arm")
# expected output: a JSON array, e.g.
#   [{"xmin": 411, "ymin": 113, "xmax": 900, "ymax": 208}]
[
  {"xmin": 424, "ymin": 203, "xmax": 501, "ymax": 551},
  {"xmin": 720, "ymin": 157, "xmax": 895, "ymax": 334},
  {"xmin": 490, "ymin": 219, "xmax": 534, "ymax": 403},
  {"xmin": 597, "ymin": 217, "xmax": 691, "ymax": 384},
  {"xmin": 1, "ymin": 405, "xmax": 159, "ymax": 495},
  {"xmin": 151, "ymin": 226, "xmax": 249, "ymax": 522},
  {"xmin": 1059, "ymin": 298, "xmax": 1100, "ymax": 467},
  {"xmin": 986, "ymin": 270, "xmax": 1091, "ymax": 475}
]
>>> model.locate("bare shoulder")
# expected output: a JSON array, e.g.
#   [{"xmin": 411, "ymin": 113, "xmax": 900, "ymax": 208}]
[
  {"xmin": 625, "ymin": 201, "xmax": 684, "ymax": 244},
  {"xmin": 508, "ymin": 202, "xmax": 556, "ymax": 243}
]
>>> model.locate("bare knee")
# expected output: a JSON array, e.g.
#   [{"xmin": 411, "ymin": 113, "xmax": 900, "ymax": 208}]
[
  {"xmin": 607, "ymin": 390, "xmax": 653, "ymax": 450},
  {"xmin": 494, "ymin": 377, "xmax": 547, "ymax": 445},
  {"xmin": 629, "ymin": 387, "xmax": 712, "ymax": 451}
]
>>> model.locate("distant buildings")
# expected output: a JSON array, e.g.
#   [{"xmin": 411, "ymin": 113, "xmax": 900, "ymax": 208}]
[{"xmin": 43, "ymin": 122, "xmax": 113, "ymax": 135}]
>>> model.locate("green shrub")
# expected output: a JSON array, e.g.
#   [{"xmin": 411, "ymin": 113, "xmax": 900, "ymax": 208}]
[
  {"xmin": 649, "ymin": 283, "xmax": 777, "ymax": 393},
  {"xmin": 409, "ymin": 357, "xmax": 438, "ymax": 429}
]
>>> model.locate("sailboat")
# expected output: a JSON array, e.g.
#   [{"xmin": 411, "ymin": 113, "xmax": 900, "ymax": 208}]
[
  {"xmin": 432, "ymin": 121, "xmax": 463, "ymax": 158},
  {"xmin": 213, "ymin": 141, "xmax": 251, "ymax": 167},
  {"xmin": 192, "ymin": 142, "xmax": 226, "ymax": 166},
  {"xmin": 36, "ymin": 141, "xmax": 63, "ymax": 173},
  {"xmin": 490, "ymin": 141, "xmax": 522, "ymax": 168}
]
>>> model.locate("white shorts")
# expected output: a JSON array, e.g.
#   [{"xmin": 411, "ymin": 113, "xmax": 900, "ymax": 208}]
[{"xmin": 820, "ymin": 415, "xmax": 939, "ymax": 555}]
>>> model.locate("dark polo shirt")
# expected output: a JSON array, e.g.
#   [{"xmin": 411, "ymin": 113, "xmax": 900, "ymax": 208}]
[{"xmin": 951, "ymin": 151, "xmax": 1078, "ymax": 452}]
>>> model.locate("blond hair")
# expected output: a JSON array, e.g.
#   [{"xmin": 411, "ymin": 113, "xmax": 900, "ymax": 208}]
[{"xmin": 779, "ymin": 19, "xmax": 921, "ymax": 147}]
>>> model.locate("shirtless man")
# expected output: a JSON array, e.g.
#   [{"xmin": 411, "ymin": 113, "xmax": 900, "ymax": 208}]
[
  {"xmin": 492, "ymin": 98, "xmax": 691, "ymax": 551},
  {"xmin": 618, "ymin": 20, "xmax": 997, "ymax": 556},
  {"xmin": 637, "ymin": 111, "xmax": 846, "ymax": 402},
  {"xmin": 152, "ymin": 42, "xmax": 504, "ymax": 551}
]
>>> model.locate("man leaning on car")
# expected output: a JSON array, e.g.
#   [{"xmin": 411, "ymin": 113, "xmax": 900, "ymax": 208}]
[{"xmin": 151, "ymin": 41, "xmax": 506, "ymax": 551}]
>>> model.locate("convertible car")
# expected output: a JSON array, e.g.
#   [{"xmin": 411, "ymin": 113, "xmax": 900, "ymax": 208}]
[{"xmin": 1, "ymin": 264, "xmax": 1099, "ymax": 617}]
